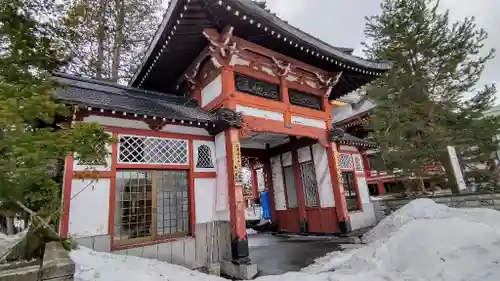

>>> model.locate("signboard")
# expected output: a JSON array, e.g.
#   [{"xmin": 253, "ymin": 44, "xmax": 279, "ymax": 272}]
[
  {"xmin": 447, "ymin": 146, "xmax": 467, "ymax": 192},
  {"xmin": 232, "ymin": 142, "xmax": 243, "ymax": 185}
]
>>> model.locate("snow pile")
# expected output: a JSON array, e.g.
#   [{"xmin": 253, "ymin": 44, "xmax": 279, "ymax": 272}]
[
  {"xmin": 246, "ymin": 228, "xmax": 258, "ymax": 235},
  {"xmin": 302, "ymin": 198, "xmax": 500, "ymax": 281},
  {"xmin": 69, "ymin": 199, "xmax": 500, "ymax": 281},
  {"xmin": 0, "ymin": 231, "xmax": 26, "ymax": 260},
  {"xmin": 70, "ymin": 247, "xmax": 226, "ymax": 281}
]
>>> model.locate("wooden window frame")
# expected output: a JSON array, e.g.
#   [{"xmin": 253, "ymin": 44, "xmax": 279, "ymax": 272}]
[
  {"xmin": 113, "ymin": 169, "xmax": 190, "ymax": 247},
  {"xmin": 341, "ymin": 171, "xmax": 362, "ymax": 212}
]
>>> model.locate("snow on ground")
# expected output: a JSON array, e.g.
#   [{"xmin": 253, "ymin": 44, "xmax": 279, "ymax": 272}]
[
  {"xmin": 0, "ymin": 231, "xmax": 26, "ymax": 260},
  {"xmin": 70, "ymin": 199, "xmax": 500, "ymax": 281},
  {"xmin": 246, "ymin": 228, "xmax": 259, "ymax": 235},
  {"xmin": 300, "ymin": 198, "xmax": 500, "ymax": 281},
  {"xmin": 71, "ymin": 247, "xmax": 226, "ymax": 281}
]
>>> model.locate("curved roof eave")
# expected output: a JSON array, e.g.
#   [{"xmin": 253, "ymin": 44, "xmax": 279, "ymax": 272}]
[{"xmin": 230, "ymin": 0, "xmax": 393, "ymax": 71}]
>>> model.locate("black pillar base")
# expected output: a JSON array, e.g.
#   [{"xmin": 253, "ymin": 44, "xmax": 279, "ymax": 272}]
[
  {"xmin": 231, "ymin": 236, "xmax": 250, "ymax": 264},
  {"xmin": 338, "ymin": 219, "xmax": 352, "ymax": 234}
]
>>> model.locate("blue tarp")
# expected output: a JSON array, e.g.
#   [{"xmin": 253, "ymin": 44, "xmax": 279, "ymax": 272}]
[{"xmin": 260, "ymin": 191, "xmax": 272, "ymax": 220}]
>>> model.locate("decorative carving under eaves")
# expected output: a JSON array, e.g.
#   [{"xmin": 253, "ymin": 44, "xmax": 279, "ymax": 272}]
[
  {"xmin": 315, "ymin": 71, "xmax": 344, "ymax": 98},
  {"xmin": 217, "ymin": 108, "xmax": 243, "ymax": 128},
  {"xmin": 288, "ymin": 89, "xmax": 323, "ymax": 110},
  {"xmin": 235, "ymin": 73, "xmax": 280, "ymax": 100},
  {"xmin": 271, "ymin": 57, "xmax": 291, "ymax": 77}
]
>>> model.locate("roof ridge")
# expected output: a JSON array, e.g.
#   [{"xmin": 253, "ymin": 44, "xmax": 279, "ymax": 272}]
[{"xmin": 53, "ymin": 72, "xmax": 198, "ymax": 106}]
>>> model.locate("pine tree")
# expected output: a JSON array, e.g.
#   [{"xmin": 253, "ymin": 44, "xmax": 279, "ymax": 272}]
[
  {"xmin": 62, "ymin": 0, "xmax": 163, "ymax": 83},
  {"xmin": 364, "ymin": 0, "xmax": 500, "ymax": 192},
  {"xmin": 0, "ymin": 0, "xmax": 112, "ymax": 221}
]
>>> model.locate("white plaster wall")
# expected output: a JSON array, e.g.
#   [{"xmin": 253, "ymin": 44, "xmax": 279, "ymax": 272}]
[
  {"xmin": 235, "ymin": 105, "xmax": 284, "ymax": 121},
  {"xmin": 291, "ymin": 115, "xmax": 326, "ymax": 129},
  {"xmin": 281, "ymin": 152, "xmax": 292, "ymax": 167},
  {"xmin": 193, "ymin": 140, "xmax": 217, "ymax": 173},
  {"xmin": 201, "ymin": 74, "xmax": 222, "ymax": 107},
  {"xmin": 312, "ymin": 143, "xmax": 335, "ymax": 208},
  {"xmin": 68, "ymin": 179, "xmax": 110, "ymax": 237},
  {"xmin": 161, "ymin": 124, "xmax": 210, "ymax": 136},
  {"xmin": 194, "ymin": 178, "xmax": 217, "ymax": 223},
  {"xmin": 215, "ymin": 132, "xmax": 230, "ymax": 221},
  {"xmin": 82, "ymin": 115, "xmax": 150, "ymax": 130},
  {"xmin": 357, "ymin": 176, "xmax": 371, "ymax": 204},
  {"xmin": 349, "ymin": 203, "xmax": 377, "ymax": 230},
  {"xmin": 297, "ymin": 146, "xmax": 312, "ymax": 163},
  {"xmin": 271, "ymin": 156, "xmax": 287, "ymax": 210}
]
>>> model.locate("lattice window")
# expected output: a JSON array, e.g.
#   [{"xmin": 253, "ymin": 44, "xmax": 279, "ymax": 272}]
[
  {"xmin": 339, "ymin": 153, "xmax": 353, "ymax": 170},
  {"xmin": 114, "ymin": 170, "xmax": 189, "ymax": 244},
  {"xmin": 341, "ymin": 171, "xmax": 360, "ymax": 212},
  {"xmin": 196, "ymin": 145, "xmax": 214, "ymax": 168},
  {"xmin": 156, "ymin": 170, "xmax": 189, "ymax": 236},
  {"xmin": 118, "ymin": 135, "xmax": 188, "ymax": 165},
  {"xmin": 354, "ymin": 155, "xmax": 363, "ymax": 171},
  {"xmin": 283, "ymin": 166, "xmax": 298, "ymax": 208},
  {"xmin": 300, "ymin": 162, "xmax": 319, "ymax": 207}
]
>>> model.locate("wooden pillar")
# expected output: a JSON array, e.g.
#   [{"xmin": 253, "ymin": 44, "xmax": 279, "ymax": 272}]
[
  {"xmin": 250, "ymin": 161, "xmax": 259, "ymax": 200},
  {"xmin": 263, "ymin": 157, "xmax": 277, "ymax": 220},
  {"xmin": 377, "ymin": 181, "xmax": 386, "ymax": 195},
  {"xmin": 326, "ymin": 140, "xmax": 350, "ymax": 233},
  {"xmin": 290, "ymin": 136, "xmax": 308, "ymax": 232},
  {"xmin": 224, "ymin": 128, "xmax": 250, "ymax": 263}
]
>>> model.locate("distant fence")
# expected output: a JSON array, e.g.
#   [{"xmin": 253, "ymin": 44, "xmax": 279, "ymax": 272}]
[{"xmin": 372, "ymin": 192, "xmax": 500, "ymax": 222}]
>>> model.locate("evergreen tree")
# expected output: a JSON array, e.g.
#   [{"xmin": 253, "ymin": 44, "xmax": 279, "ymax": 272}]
[
  {"xmin": 364, "ymin": 0, "xmax": 500, "ymax": 192},
  {"xmin": 62, "ymin": 0, "xmax": 163, "ymax": 83},
  {"xmin": 0, "ymin": 0, "xmax": 112, "ymax": 220}
]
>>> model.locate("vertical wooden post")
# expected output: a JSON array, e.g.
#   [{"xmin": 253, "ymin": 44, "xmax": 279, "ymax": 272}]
[
  {"xmin": 224, "ymin": 128, "xmax": 250, "ymax": 263},
  {"xmin": 377, "ymin": 181, "xmax": 386, "ymax": 195},
  {"xmin": 263, "ymin": 157, "xmax": 277, "ymax": 221},
  {"xmin": 290, "ymin": 136, "xmax": 308, "ymax": 232},
  {"xmin": 326, "ymin": 140, "xmax": 350, "ymax": 233},
  {"xmin": 250, "ymin": 164, "xmax": 259, "ymax": 200}
]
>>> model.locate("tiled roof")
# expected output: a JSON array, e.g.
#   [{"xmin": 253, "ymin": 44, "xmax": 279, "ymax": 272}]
[
  {"xmin": 330, "ymin": 127, "xmax": 377, "ymax": 148},
  {"xmin": 332, "ymin": 98, "xmax": 375, "ymax": 125},
  {"xmin": 52, "ymin": 73, "xmax": 215, "ymax": 122}
]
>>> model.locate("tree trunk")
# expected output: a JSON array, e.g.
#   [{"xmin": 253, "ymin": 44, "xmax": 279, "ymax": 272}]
[
  {"xmin": 111, "ymin": 0, "xmax": 125, "ymax": 82},
  {"xmin": 6, "ymin": 217, "xmax": 15, "ymax": 235},
  {"xmin": 95, "ymin": 0, "xmax": 108, "ymax": 79}
]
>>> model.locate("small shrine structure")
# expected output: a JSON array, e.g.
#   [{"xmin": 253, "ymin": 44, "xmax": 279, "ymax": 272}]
[{"xmin": 55, "ymin": 0, "xmax": 391, "ymax": 278}]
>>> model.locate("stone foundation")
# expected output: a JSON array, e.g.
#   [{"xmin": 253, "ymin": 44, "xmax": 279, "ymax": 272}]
[{"xmin": 73, "ymin": 221, "xmax": 232, "ymax": 270}]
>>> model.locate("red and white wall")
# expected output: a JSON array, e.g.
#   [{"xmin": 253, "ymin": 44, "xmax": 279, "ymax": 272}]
[{"xmin": 60, "ymin": 114, "xmax": 231, "ymax": 269}]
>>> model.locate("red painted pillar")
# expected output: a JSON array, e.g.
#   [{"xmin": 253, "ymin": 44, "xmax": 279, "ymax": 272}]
[
  {"xmin": 377, "ymin": 181, "xmax": 386, "ymax": 195},
  {"xmin": 263, "ymin": 157, "xmax": 277, "ymax": 221},
  {"xmin": 224, "ymin": 128, "xmax": 250, "ymax": 263},
  {"xmin": 290, "ymin": 137, "xmax": 308, "ymax": 232},
  {"xmin": 326, "ymin": 141, "xmax": 350, "ymax": 233},
  {"xmin": 360, "ymin": 150, "xmax": 371, "ymax": 177},
  {"xmin": 250, "ymin": 163, "xmax": 259, "ymax": 200}
]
